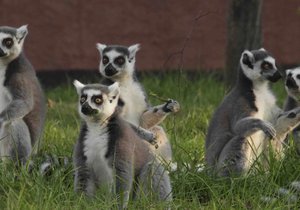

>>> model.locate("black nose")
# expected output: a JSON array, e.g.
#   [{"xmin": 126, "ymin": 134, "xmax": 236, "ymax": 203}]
[
  {"xmin": 81, "ymin": 103, "xmax": 98, "ymax": 116},
  {"xmin": 267, "ymin": 70, "xmax": 282, "ymax": 83},
  {"xmin": 286, "ymin": 77, "xmax": 298, "ymax": 89},
  {"xmin": 0, "ymin": 48, "xmax": 7, "ymax": 57},
  {"xmin": 104, "ymin": 64, "xmax": 118, "ymax": 76}
]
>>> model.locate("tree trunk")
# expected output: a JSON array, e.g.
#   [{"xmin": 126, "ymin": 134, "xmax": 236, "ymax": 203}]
[{"xmin": 225, "ymin": 0, "xmax": 263, "ymax": 88}]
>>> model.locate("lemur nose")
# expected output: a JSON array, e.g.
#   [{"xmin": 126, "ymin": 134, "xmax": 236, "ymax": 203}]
[
  {"xmin": 286, "ymin": 76, "xmax": 298, "ymax": 89},
  {"xmin": 105, "ymin": 64, "xmax": 118, "ymax": 76},
  {"xmin": 0, "ymin": 48, "xmax": 7, "ymax": 57},
  {"xmin": 81, "ymin": 103, "xmax": 97, "ymax": 116}
]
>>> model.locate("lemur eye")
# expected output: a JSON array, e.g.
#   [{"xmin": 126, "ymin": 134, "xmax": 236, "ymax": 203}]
[
  {"xmin": 94, "ymin": 97, "xmax": 103, "ymax": 105},
  {"xmin": 2, "ymin": 38, "xmax": 13, "ymax": 49},
  {"xmin": 297, "ymin": 75, "xmax": 300, "ymax": 80},
  {"xmin": 102, "ymin": 56, "xmax": 109, "ymax": 65},
  {"xmin": 80, "ymin": 95, "xmax": 87, "ymax": 104},
  {"xmin": 262, "ymin": 62, "xmax": 272, "ymax": 70},
  {"xmin": 115, "ymin": 56, "xmax": 125, "ymax": 65}
]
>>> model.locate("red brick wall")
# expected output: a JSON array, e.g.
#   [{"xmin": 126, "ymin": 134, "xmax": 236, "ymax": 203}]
[{"xmin": 0, "ymin": 0, "xmax": 299, "ymax": 71}]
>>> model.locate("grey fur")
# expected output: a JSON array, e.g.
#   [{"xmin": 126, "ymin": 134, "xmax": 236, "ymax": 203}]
[
  {"xmin": 73, "ymin": 81, "xmax": 172, "ymax": 209},
  {"xmin": 283, "ymin": 67, "xmax": 300, "ymax": 154},
  {"xmin": 0, "ymin": 25, "xmax": 46, "ymax": 164},
  {"xmin": 205, "ymin": 49, "xmax": 300, "ymax": 176}
]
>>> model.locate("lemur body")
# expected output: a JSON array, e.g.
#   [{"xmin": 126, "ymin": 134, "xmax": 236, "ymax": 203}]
[
  {"xmin": 96, "ymin": 44, "xmax": 180, "ymax": 164},
  {"xmin": 284, "ymin": 67, "xmax": 300, "ymax": 154},
  {"xmin": 205, "ymin": 49, "xmax": 300, "ymax": 176},
  {"xmin": 73, "ymin": 81, "xmax": 172, "ymax": 209},
  {"xmin": 0, "ymin": 25, "xmax": 45, "ymax": 164}
]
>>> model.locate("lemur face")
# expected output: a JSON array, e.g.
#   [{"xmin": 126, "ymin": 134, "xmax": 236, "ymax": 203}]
[
  {"xmin": 96, "ymin": 43, "xmax": 140, "ymax": 79},
  {"xmin": 73, "ymin": 80, "xmax": 120, "ymax": 122},
  {"xmin": 240, "ymin": 48, "xmax": 281, "ymax": 83},
  {"xmin": 285, "ymin": 67, "xmax": 300, "ymax": 100},
  {"xmin": 0, "ymin": 25, "xmax": 28, "ymax": 63}
]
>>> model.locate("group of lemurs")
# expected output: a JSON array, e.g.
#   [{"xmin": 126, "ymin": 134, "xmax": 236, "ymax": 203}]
[{"xmin": 1, "ymin": 25, "xmax": 300, "ymax": 207}]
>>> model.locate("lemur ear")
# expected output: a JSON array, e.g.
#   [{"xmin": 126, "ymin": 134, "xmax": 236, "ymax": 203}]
[
  {"xmin": 286, "ymin": 69, "xmax": 292, "ymax": 75},
  {"xmin": 241, "ymin": 50, "xmax": 255, "ymax": 69},
  {"xmin": 259, "ymin": 48, "xmax": 266, "ymax": 52},
  {"xmin": 96, "ymin": 43, "xmax": 107, "ymax": 55},
  {"xmin": 73, "ymin": 80, "xmax": 85, "ymax": 94},
  {"xmin": 107, "ymin": 82, "xmax": 120, "ymax": 101},
  {"xmin": 16, "ymin": 25, "xmax": 28, "ymax": 42},
  {"xmin": 128, "ymin": 44, "xmax": 140, "ymax": 60}
]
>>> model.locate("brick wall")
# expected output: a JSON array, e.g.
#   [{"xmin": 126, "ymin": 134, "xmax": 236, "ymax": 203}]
[{"xmin": 0, "ymin": 0, "xmax": 299, "ymax": 71}]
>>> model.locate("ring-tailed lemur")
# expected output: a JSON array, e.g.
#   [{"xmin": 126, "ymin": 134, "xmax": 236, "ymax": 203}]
[
  {"xmin": 283, "ymin": 67, "xmax": 300, "ymax": 154},
  {"xmin": 0, "ymin": 25, "xmax": 46, "ymax": 165},
  {"xmin": 96, "ymin": 43, "xmax": 180, "ymax": 165},
  {"xmin": 73, "ymin": 80, "xmax": 172, "ymax": 209},
  {"xmin": 205, "ymin": 49, "xmax": 300, "ymax": 177}
]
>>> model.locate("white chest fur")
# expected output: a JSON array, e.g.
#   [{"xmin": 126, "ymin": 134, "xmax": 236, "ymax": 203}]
[
  {"xmin": 0, "ymin": 66, "xmax": 12, "ymax": 113},
  {"xmin": 119, "ymin": 80, "xmax": 148, "ymax": 125},
  {"xmin": 248, "ymin": 82, "xmax": 276, "ymax": 156},
  {"xmin": 253, "ymin": 83, "xmax": 276, "ymax": 121},
  {"xmin": 84, "ymin": 124, "xmax": 113, "ymax": 184}
]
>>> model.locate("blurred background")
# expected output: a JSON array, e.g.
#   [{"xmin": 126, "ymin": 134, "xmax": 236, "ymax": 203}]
[{"xmin": 0, "ymin": 0, "xmax": 299, "ymax": 85}]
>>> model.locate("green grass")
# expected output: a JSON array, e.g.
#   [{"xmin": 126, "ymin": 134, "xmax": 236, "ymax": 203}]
[{"xmin": 1, "ymin": 72, "xmax": 300, "ymax": 209}]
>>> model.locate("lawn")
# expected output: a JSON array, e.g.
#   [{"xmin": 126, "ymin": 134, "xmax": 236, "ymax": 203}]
[{"xmin": 0, "ymin": 72, "xmax": 300, "ymax": 209}]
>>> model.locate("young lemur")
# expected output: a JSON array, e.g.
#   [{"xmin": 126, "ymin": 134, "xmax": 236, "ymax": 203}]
[
  {"xmin": 205, "ymin": 49, "xmax": 300, "ymax": 177},
  {"xmin": 284, "ymin": 67, "xmax": 300, "ymax": 154},
  {"xmin": 96, "ymin": 43, "xmax": 180, "ymax": 164},
  {"xmin": 73, "ymin": 80, "xmax": 172, "ymax": 209},
  {"xmin": 0, "ymin": 25, "xmax": 46, "ymax": 164}
]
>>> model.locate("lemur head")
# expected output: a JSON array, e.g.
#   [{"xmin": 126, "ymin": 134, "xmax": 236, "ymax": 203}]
[
  {"xmin": 73, "ymin": 80, "xmax": 120, "ymax": 123},
  {"xmin": 285, "ymin": 67, "xmax": 300, "ymax": 101},
  {"xmin": 240, "ymin": 48, "xmax": 281, "ymax": 83},
  {"xmin": 96, "ymin": 43, "xmax": 140, "ymax": 80},
  {"xmin": 0, "ymin": 25, "xmax": 28, "ymax": 63}
]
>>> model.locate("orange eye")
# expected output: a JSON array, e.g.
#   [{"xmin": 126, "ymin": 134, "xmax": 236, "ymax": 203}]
[{"xmin": 94, "ymin": 97, "xmax": 102, "ymax": 104}]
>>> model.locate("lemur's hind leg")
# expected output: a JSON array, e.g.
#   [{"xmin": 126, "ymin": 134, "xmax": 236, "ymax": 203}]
[
  {"xmin": 217, "ymin": 117, "xmax": 276, "ymax": 176},
  {"xmin": 217, "ymin": 136, "xmax": 252, "ymax": 176},
  {"xmin": 0, "ymin": 119, "xmax": 32, "ymax": 165},
  {"xmin": 140, "ymin": 99, "xmax": 180, "ymax": 129},
  {"xmin": 137, "ymin": 161, "xmax": 172, "ymax": 202}
]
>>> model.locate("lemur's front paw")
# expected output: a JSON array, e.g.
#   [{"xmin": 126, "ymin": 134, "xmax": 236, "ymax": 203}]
[
  {"xmin": 262, "ymin": 121, "xmax": 276, "ymax": 139},
  {"xmin": 149, "ymin": 133, "xmax": 159, "ymax": 149},
  {"xmin": 163, "ymin": 99, "xmax": 180, "ymax": 113}
]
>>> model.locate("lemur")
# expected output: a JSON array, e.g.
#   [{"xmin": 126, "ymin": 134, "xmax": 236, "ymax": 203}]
[
  {"xmin": 73, "ymin": 80, "xmax": 172, "ymax": 209},
  {"xmin": 205, "ymin": 49, "xmax": 300, "ymax": 177},
  {"xmin": 283, "ymin": 67, "xmax": 300, "ymax": 154},
  {"xmin": 0, "ymin": 25, "xmax": 46, "ymax": 165},
  {"xmin": 95, "ymin": 43, "xmax": 180, "ymax": 165}
]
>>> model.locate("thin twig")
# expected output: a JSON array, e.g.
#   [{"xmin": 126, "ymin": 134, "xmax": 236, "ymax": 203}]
[
  {"xmin": 162, "ymin": 11, "xmax": 211, "ymax": 69},
  {"xmin": 149, "ymin": 92, "xmax": 169, "ymax": 102}
]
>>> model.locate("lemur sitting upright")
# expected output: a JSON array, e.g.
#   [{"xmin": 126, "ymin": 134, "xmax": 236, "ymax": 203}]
[
  {"xmin": 284, "ymin": 67, "xmax": 300, "ymax": 154},
  {"xmin": 73, "ymin": 80, "xmax": 172, "ymax": 209},
  {"xmin": 96, "ymin": 43, "xmax": 180, "ymax": 164},
  {"xmin": 0, "ymin": 25, "xmax": 46, "ymax": 165},
  {"xmin": 205, "ymin": 49, "xmax": 300, "ymax": 177}
]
